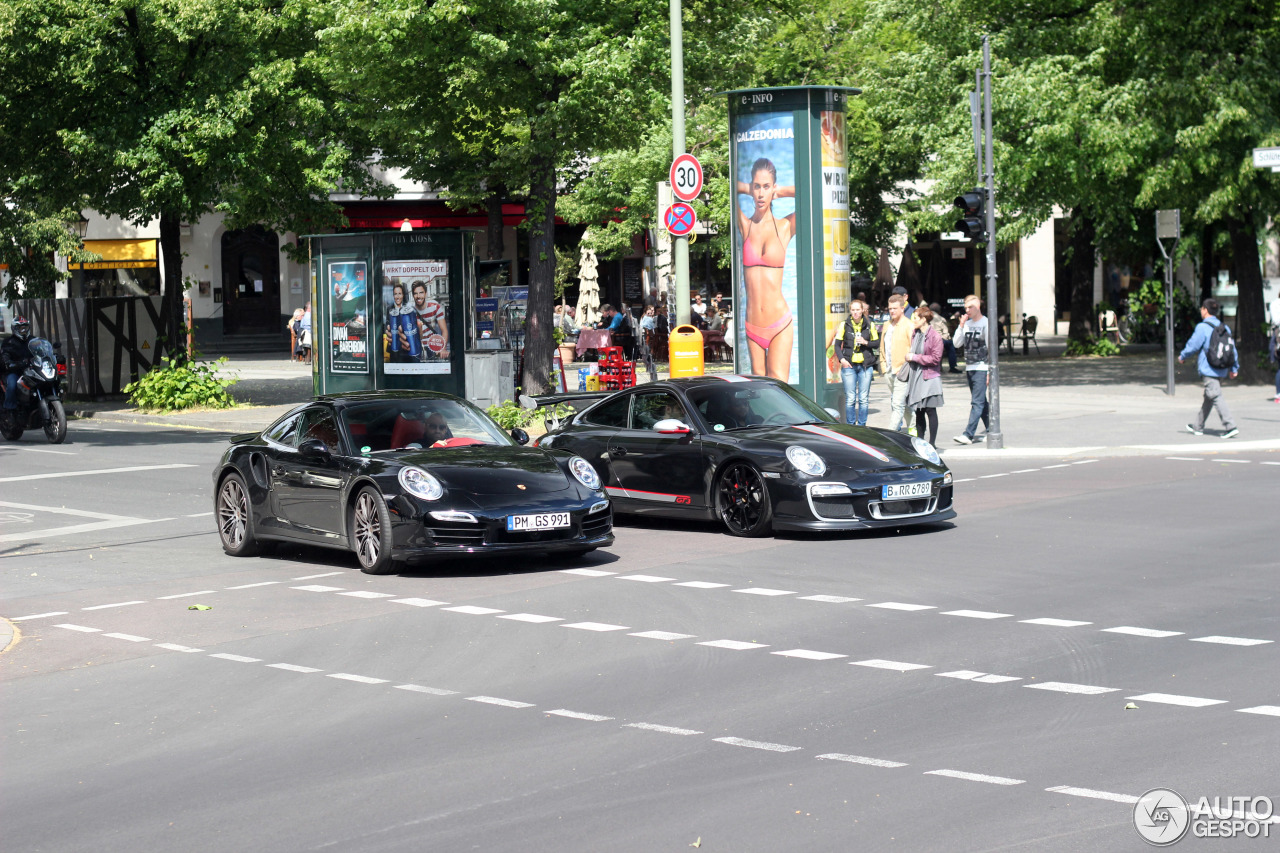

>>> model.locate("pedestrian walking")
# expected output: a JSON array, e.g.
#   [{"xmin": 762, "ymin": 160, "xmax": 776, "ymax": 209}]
[
  {"xmin": 1178, "ymin": 298, "xmax": 1239, "ymax": 437},
  {"xmin": 879, "ymin": 293, "xmax": 914, "ymax": 433},
  {"xmin": 834, "ymin": 300, "xmax": 879, "ymax": 426},
  {"xmin": 952, "ymin": 295, "xmax": 990, "ymax": 444},
  {"xmin": 1270, "ymin": 324, "xmax": 1280, "ymax": 403},
  {"xmin": 904, "ymin": 306, "xmax": 944, "ymax": 445},
  {"xmin": 930, "ymin": 302, "xmax": 959, "ymax": 372}
]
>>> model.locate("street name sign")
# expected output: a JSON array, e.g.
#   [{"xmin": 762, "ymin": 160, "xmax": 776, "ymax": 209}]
[{"xmin": 1252, "ymin": 146, "xmax": 1280, "ymax": 170}]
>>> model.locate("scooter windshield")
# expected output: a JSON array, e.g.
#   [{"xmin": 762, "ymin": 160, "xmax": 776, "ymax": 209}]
[{"xmin": 27, "ymin": 339, "xmax": 54, "ymax": 362}]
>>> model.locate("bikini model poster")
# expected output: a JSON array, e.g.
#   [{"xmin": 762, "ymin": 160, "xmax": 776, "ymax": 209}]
[{"xmin": 732, "ymin": 111, "xmax": 799, "ymax": 384}]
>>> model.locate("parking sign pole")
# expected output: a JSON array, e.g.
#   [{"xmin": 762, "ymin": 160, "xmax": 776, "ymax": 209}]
[{"xmin": 670, "ymin": 0, "xmax": 691, "ymax": 327}]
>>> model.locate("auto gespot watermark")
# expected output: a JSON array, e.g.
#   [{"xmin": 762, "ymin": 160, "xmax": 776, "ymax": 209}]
[{"xmin": 1134, "ymin": 788, "xmax": 1275, "ymax": 845}]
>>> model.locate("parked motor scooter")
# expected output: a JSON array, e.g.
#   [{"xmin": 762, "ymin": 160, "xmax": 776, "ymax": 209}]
[{"xmin": 1, "ymin": 336, "xmax": 68, "ymax": 444}]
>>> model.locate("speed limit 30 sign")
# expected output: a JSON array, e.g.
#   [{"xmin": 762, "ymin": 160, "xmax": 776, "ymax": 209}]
[{"xmin": 670, "ymin": 153, "xmax": 703, "ymax": 202}]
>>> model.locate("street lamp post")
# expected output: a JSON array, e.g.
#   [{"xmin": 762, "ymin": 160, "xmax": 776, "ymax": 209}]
[{"xmin": 670, "ymin": 0, "xmax": 690, "ymax": 327}]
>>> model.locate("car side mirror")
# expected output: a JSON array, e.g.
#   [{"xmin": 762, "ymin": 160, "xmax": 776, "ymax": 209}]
[
  {"xmin": 654, "ymin": 418, "xmax": 691, "ymax": 435},
  {"xmin": 297, "ymin": 438, "xmax": 332, "ymax": 461},
  {"xmin": 823, "ymin": 407, "xmax": 840, "ymax": 421},
  {"xmin": 511, "ymin": 428, "xmax": 530, "ymax": 445}
]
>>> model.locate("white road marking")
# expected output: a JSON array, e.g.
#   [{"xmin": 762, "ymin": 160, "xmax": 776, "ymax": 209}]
[
  {"xmin": 1237, "ymin": 706, "xmax": 1280, "ymax": 717},
  {"xmin": 0, "ymin": 463, "xmax": 196, "ymax": 482},
  {"xmin": 157, "ymin": 591, "xmax": 215, "ymax": 599},
  {"xmin": 799, "ymin": 595, "xmax": 862, "ymax": 603},
  {"xmin": 772, "ymin": 649, "xmax": 846, "ymax": 661},
  {"xmin": 1025, "ymin": 682, "xmax": 1119, "ymax": 695},
  {"xmin": 816, "ymin": 754, "xmax": 908, "ymax": 768},
  {"xmin": 209, "ymin": 653, "xmax": 261, "ymax": 663},
  {"xmin": 625, "ymin": 722, "xmax": 703, "ymax": 736},
  {"xmin": 293, "ymin": 572, "xmax": 345, "ymax": 580},
  {"xmin": 1020, "ymin": 618, "xmax": 1092, "ymax": 627},
  {"xmin": 56, "ymin": 624, "xmax": 100, "ymax": 632},
  {"xmin": 979, "ymin": 473, "xmax": 1009, "ymax": 479},
  {"xmin": 674, "ymin": 581, "xmax": 730, "ymax": 589},
  {"xmin": 291, "ymin": 585, "xmax": 345, "ymax": 593},
  {"xmin": 937, "ymin": 670, "xmax": 986, "ymax": 680},
  {"xmin": 925, "ymin": 769, "xmax": 1025, "ymax": 786},
  {"xmin": 1126, "ymin": 693, "xmax": 1227, "ymax": 708},
  {"xmin": 1103, "ymin": 626, "xmax": 1183, "ymax": 638},
  {"xmin": 547, "ymin": 709, "xmax": 614, "ymax": 722},
  {"xmin": 443, "ymin": 605, "xmax": 505, "ymax": 615},
  {"xmin": 1011, "ymin": 469, "xmax": 1041, "ymax": 474},
  {"xmin": 498, "ymin": 613, "xmax": 563, "ymax": 623},
  {"xmin": 395, "ymin": 684, "xmax": 458, "ymax": 696},
  {"xmin": 1216, "ymin": 458, "xmax": 1250, "ymax": 464},
  {"xmin": 102, "ymin": 633, "xmax": 150, "ymax": 642},
  {"xmin": 391, "ymin": 598, "xmax": 448, "ymax": 607},
  {"xmin": 617, "ymin": 574, "xmax": 676, "ymax": 583},
  {"xmin": 154, "ymin": 643, "xmax": 202, "ymax": 653},
  {"xmin": 866, "ymin": 602, "xmax": 936, "ymax": 611},
  {"xmin": 185, "ymin": 512, "xmax": 214, "ymax": 518},
  {"xmin": 467, "ymin": 696, "xmax": 534, "ymax": 709},
  {"xmin": 851, "ymin": 659, "xmax": 931, "ymax": 672},
  {"xmin": 1260, "ymin": 461, "xmax": 1280, "ymax": 466},
  {"xmin": 82, "ymin": 601, "xmax": 145, "ymax": 610},
  {"xmin": 713, "ymin": 737, "xmax": 801, "ymax": 753},
  {"xmin": 1166, "ymin": 456, "xmax": 1204, "ymax": 462},
  {"xmin": 629, "ymin": 630, "xmax": 695, "ymax": 640},
  {"xmin": 1190, "ymin": 635, "xmax": 1272, "ymax": 646},
  {"xmin": 268, "ymin": 663, "xmax": 323, "ymax": 673},
  {"xmin": 733, "ymin": 588, "xmax": 796, "ymax": 596},
  {"xmin": 559, "ymin": 569, "xmax": 615, "ymax": 577},
  {"xmin": 338, "ymin": 591, "xmax": 395, "ymax": 599},
  {"xmin": 328, "ymin": 673, "xmax": 389, "ymax": 684},
  {"xmin": 10, "ymin": 612, "xmax": 67, "ymax": 621},
  {"xmin": 698, "ymin": 639, "xmax": 768, "ymax": 650},
  {"xmin": 562, "ymin": 621, "xmax": 629, "ymax": 631},
  {"xmin": 1071, "ymin": 460, "xmax": 1099, "ymax": 465},
  {"xmin": 973, "ymin": 674, "xmax": 1021, "ymax": 683},
  {"xmin": 952, "ymin": 478, "xmax": 975, "ymax": 483},
  {"xmin": 225, "ymin": 582, "xmax": 279, "ymax": 590},
  {"xmin": 5, "ymin": 446, "xmax": 76, "ymax": 455},
  {"xmin": 942, "ymin": 609, "xmax": 1012, "ymax": 619},
  {"xmin": 1046, "ymin": 786, "xmax": 1139, "ymax": 804}
]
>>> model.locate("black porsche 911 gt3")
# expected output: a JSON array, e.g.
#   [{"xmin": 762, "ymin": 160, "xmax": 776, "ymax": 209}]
[
  {"xmin": 537, "ymin": 375, "xmax": 954, "ymax": 537},
  {"xmin": 212, "ymin": 391, "xmax": 613, "ymax": 573}
]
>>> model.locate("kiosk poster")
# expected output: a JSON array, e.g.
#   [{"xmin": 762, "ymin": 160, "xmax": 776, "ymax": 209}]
[
  {"xmin": 733, "ymin": 111, "xmax": 798, "ymax": 384},
  {"xmin": 382, "ymin": 260, "xmax": 451, "ymax": 375},
  {"xmin": 821, "ymin": 109, "xmax": 851, "ymax": 384},
  {"xmin": 328, "ymin": 261, "xmax": 368, "ymax": 373}
]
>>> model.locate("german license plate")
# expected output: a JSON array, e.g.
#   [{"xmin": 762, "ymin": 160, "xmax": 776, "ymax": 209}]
[
  {"xmin": 507, "ymin": 512, "xmax": 571, "ymax": 531},
  {"xmin": 882, "ymin": 481, "xmax": 932, "ymax": 501}
]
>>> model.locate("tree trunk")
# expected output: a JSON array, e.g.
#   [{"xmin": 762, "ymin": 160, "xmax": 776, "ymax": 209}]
[
  {"xmin": 1226, "ymin": 213, "xmax": 1266, "ymax": 382},
  {"xmin": 486, "ymin": 190, "xmax": 505, "ymax": 261},
  {"xmin": 523, "ymin": 151, "xmax": 555, "ymax": 395},
  {"xmin": 1066, "ymin": 208, "xmax": 1097, "ymax": 341},
  {"xmin": 158, "ymin": 211, "xmax": 185, "ymax": 361}
]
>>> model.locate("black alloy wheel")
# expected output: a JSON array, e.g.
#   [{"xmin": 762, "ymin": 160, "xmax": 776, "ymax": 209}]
[
  {"xmin": 715, "ymin": 461, "xmax": 773, "ymax": 537},
  {"xmin": 216, "ymin": 472, "xmax": 259, "ymax": 556},
  {"xmin": 44, "ymin": 400, "xmax": 66, "ymax": 444},
  {"xmin": 350, "ymin": 488, "xmax": 399, "ymax": 575}
]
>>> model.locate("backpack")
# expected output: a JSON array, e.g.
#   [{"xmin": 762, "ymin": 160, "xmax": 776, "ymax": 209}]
[{"xmin": 1205, "ymin": 322, "xmax": 1236, "ymax": 370}]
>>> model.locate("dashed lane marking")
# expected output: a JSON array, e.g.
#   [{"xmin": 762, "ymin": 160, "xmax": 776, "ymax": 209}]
[
  {"xmin": 498, "ymin": 613, "xmax": 563, "ymax": 623},
  {"xmin": 293, "ymin": 572, "xmax": 345, "ymax": 580},
  {"xmin": 851, "ymin": 659, "xmax": 931, "ymax": 672},
  {"xmin": 559, "ymin": 569, "xmax": 615, "ymax": 577},
  {"xmin": 390, "ymin": 598, "xmax": 448, "ymax": 607},
  {"xmin": 209, "ymin": 653, "xmax": 261, "ymax": 663},
  {"xmin": 102, "ymin": 633, "xmax": 150, "ymax": 642},
  {"xmin": 157, "ymin": 591, "xmax": 215, "ymax": 600},
  {"xmin": 328, "ymin": 673, "xmax": 389, "ymax": 685},
  {"xmin": 443, "ymin": 605, "xmax": 505, "ymax": 615},
  {"xmin": 82, "ymin": 601, "xmax": 145, "ymax": 610},
  {"xmin": 799, "ymin": 595, "xmax": 862, "ymax": 603},
  {"xmin": 1046, "ymin": 786, "xmax": 1139, "ymax": 804},
  {"xmin": 698, "ymin": 639, "xmax": 768, "ymax": 650},
  {"xmin": 339, "ymin": 591, "xmax": 395, "ymax": 599},
  {"xmin": 154, "ymin": 643, "xmax": 202, "ymax": 653},
  {"xmin": 547, "ymin": 709, "xmax": 614, "ymax": 722},
  {"xmin": 617, "ymin": 574, "xmax": 677, "ymax": 583},
  {"xmin": 185, "ymin": 512, "xmax": 214, "ymax": 518},
  {"xmin": 1126, "ymin": 693, "xmax": 1227, "ymax": 708},
  {"xmin": 979, "ymin": 473, "xmax": 1010, "ymax": 479},
  {"xmin": 467, "ymin": 696, "xmax": 534, "ymax": 709},
  {"xmin": 942, "ymin": 609, "xmax": 1012, "ymax": 619},
  {"xmin": 395, "ymin": 684, "xmax": 458, "ymax": 696},
  {"xmin": 55, "ymin": 624, "xmax": 100, "ymax": 633},
  {"xmin": 937, "ymin": 670, "xmax": 987, "ymax": 680},
  {"xmin": 630, "ymin": 630, "xmax": 695, "ymax": 640},
  {"xmin": 713, "ymin": 737, "xmax": 802, "ymax": 753},
  {"xmin": 562, "ymin": 621, "xmax": 629, "ymax": 632},
  {"xmin": 817, "ymin": 754, "xmax": 908, "ymax": 769},
  {"xmin": 11, "ymin": 612, "xmax": 67, "ymax": 621},
  {"xmin": 291, "ymin": 585, "xmax": 346, "ymax": 593},
  {"xmin": 1102, "ymin": 626, "xmax": 1184, "ymax": 638},
  {"xmin": 925, "ymin": 769, "xmax": 1025, "ymax": 786},
  {"xmin": 733, "ymin": 588, "xmax": 796, "ymax": 596},
  {"xmin": 1237, "ymin": 706, "xmax": 1280, "ymax": 717},
  {"xmin": 1166, "ymin": 457, "xmax": 1204, "ymax": 462},
  {"xmin": 1190, "ymin": 636, "xmax": 1272, "ymax": 646},
  {"xmin": 625, "ymin": 723, "xmax": 703, "ymax": 736},
  {"xmin": 1024, "ymin": 682, "xmax": 1119, "ymax": 695},
  {"xmin": 674, "ymin": 581, "xmax": 730, "ymax": 589},
  {"xmin": 866, "ymin": 602, "xmax": 936, "ymax": 611},
  {"xmin": 0, "ymin": 463, "xmax": 196, "ymax": 483},
  {"xmin": 225, "ymin": 582, "xmax": 279, "ymax": 590},
  {"xmin": 772, "ymin": 649, "xmax": 846, "ymax": 661},
  {"xmin": 1020, "ymin": 618, "xmax": 1092, "ymax": 627},
  {"xmin": 973, "ymin": 674, "xmax": 1022, "ymax": 684},
  {"xmin": 936, "ymin": 670, "xmax": 1018, "ymax": 683},
  {"xmin": 1010, "ymin": 469, "xmax": 1041, "ymax": 474},
  {"xmin": 269, "ymin": 663, "xmax": 323, "ymax": 673}
]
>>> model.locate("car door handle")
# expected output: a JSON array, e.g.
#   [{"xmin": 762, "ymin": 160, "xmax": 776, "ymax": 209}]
[{"xmin": 608, "ymin": 446, "xmax": 627, "ymax": 457}]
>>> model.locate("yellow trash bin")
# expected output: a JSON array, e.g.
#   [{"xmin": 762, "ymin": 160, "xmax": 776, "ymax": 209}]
[{"xmin": 668, "ymin": 324, "xmax": 705, "ymax": 378}]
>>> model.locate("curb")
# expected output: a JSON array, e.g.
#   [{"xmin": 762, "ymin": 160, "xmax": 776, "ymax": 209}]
[{"xmin": 1, "ymin": 618, "xmax": 17, "ymax": 655}]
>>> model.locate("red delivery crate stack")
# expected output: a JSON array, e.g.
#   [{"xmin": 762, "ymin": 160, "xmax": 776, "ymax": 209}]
[{"xmin": 596, "ymin": 347, "xmax": 636, "ymax": 390}]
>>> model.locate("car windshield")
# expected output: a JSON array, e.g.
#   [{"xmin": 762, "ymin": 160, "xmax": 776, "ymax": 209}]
[
  {"xmin": 688, "ymin": 381, "xmax": 835, "ymax": 432},
  {"xmin": 341, "ymin": 399, "xmax": 513, "ymax": 453}
]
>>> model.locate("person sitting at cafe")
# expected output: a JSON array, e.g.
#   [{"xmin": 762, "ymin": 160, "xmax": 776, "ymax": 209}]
[
  {"xmin": 597, "ymin": 303, "xmax": 628, "ymax": 333},
  {"xmin": 706, "ymin": 306, "xmax": 724, "ymax": 331}
]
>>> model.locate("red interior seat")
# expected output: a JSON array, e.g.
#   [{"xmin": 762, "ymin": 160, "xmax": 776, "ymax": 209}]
[{"xmin": 390, "ymin": 415, "xmax": 425, "ymax": 448}]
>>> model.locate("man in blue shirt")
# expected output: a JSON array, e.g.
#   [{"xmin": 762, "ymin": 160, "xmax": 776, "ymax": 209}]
[
  {"xmin": 1178, "ymin": 297, "xmax": 1239, "ymax": 438},
  {"xmin": 598, "ymin": 304, "xmax": 628, "ymax": 333}
]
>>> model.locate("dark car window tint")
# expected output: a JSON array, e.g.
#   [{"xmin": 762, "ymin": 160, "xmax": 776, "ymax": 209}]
[
  {"xmin": 581, "ymin": 395, "xmax": 630, "ymax": 428},
  {"xmin": 631, "ymin": 392, "xmax": 689, "ymax": 431},
  {"xmin": 265, "ymin": 415, "xmax": 301, "ymax": 447},
  {"xmin": 299, "ymin": 410, "xmax": 342, "ymax": 455}
]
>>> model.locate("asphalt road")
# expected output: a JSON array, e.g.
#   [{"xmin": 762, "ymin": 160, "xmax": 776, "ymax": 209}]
[{"xmin": 2, "ymin": 422, "xmax": 1277, "ymax": 852}]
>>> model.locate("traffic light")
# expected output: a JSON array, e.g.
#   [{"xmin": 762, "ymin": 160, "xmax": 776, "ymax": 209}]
[{"xmin": 954, "ymin": 189, "xmax": 986, "ymax": 241}]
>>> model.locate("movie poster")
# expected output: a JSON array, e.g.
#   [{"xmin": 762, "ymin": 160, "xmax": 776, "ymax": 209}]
[
  {"xmin": 732, "ymin": 111, "xmax": 799, "ymax": 384},
  {"xmin": 328, "ymin": 260, "xmax": 368, "ymax": 373},
  {"xmin": 382, "ymin": 260, "xmax": 451, "ymax": 375},
  {"xmin": 821, "ymin": 109, "xmax": 851, "ymax": 385}
]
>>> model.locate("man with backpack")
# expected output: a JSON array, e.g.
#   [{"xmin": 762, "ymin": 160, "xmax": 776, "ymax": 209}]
[{"xmin": 1178, "ymin": 298, "xmax": 1239, "ymax": 438}]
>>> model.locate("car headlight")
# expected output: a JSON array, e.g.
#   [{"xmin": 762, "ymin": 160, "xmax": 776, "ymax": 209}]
[
  {"xmin": 786, "ymin": 445, "xmax": 827, "ymax": 476},
  {"xmin": 911, "ymin": 436, "xmax": 941, "ymax": 465},
  {"xmin": 568, "ymin": 456, "xmax": 602, "ymax": 490},
  {"xmin": 398, "ymin": 466, "xmax": 443, "ymax": 501}
]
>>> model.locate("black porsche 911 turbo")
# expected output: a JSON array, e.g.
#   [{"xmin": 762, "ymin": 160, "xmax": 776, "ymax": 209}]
[
  {"xmin": 537, "ymin": 375, "xmax": 955, "ymax": 537},
  {"xmin": 212, "ymin": 391, "xmax": 613, "ymax": 573}
]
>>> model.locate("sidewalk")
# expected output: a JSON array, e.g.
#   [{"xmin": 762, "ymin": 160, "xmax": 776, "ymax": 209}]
[{"xmin": 69, "ymin": 347, "xmax": 1280, "ymax": 458}]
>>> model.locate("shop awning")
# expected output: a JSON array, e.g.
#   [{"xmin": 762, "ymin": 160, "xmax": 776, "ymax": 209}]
[{"xmin": 70, "ymin": 239, "xmax": 159, "ymax": 270}]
